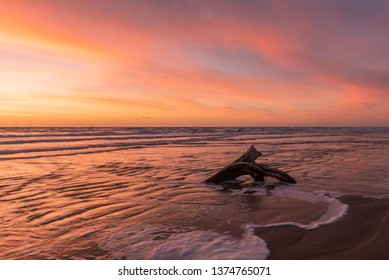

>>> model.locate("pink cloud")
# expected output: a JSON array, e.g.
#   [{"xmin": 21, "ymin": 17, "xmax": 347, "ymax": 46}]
[{"xmin": 0, "ymin": 0, "xmax": 388, "ymax": 126}]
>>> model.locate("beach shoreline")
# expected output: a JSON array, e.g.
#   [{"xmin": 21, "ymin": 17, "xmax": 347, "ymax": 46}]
[
  {"xmin": 255, "ymin": 195, "xmax": 389, "ymax": 259},
  {"xmin": 0, "ymin": 127, "xmax": 388, "ymax": 260}
]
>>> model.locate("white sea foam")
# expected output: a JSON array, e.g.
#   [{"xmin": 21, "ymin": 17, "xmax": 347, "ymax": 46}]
[
  {"xmin": 99, "ymin": 186, "xmax": 348, "ymax": 260},
  {"xmin": 100, "ymin": 226, "xmax": 270, "ymax": 260},
  {"xmin": 0, "ymin": 127, "xmax": 387, "ymax": 259},
  {"xmin": 251, "ymin": 186, "xmax": 348, "ymax": 230}
]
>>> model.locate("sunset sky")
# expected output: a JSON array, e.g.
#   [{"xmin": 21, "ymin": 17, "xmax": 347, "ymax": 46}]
[{"xmin": 0, "ymin": 0, "xmax": 388, "ymax": 126}]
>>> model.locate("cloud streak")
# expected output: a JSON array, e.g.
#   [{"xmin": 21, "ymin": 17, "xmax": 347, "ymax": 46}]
[{"xmin": 0, "ymin": 0, "xmax": 388, "ymax": 126}]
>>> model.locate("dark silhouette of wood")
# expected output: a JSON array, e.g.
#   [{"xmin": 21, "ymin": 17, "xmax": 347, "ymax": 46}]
[
  {"xmin": 232, "ymin": 145, "xmax": 262, "ymax": 163},
  {"xmin": 205, "ymin": 145, "xmax": 296, "ymax": 184}
]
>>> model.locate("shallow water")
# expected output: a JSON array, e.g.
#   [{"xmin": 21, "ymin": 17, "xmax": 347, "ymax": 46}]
[{"xmin": 0, "ymin": 127, "xmax": 388, "ymax": 259}]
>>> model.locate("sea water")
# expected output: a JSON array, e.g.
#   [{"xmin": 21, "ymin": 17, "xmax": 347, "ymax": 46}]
[{"xmin": 0, "ymin": 127, "xmax": 388, "ymax": 259}]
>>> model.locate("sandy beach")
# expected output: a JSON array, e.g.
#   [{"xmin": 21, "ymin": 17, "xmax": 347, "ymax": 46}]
[
  {"xmin": 256, "ymin": 195, "xmax": 389, "ymax": 259},
  {"xmin": 0, "ymin": 127, "xmax": 388, "ymax": 259}
]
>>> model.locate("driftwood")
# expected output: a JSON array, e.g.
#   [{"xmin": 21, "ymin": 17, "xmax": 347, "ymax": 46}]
[{"xmin": 205, "ymin": 145, "xmax": 296, "ymax": 184}]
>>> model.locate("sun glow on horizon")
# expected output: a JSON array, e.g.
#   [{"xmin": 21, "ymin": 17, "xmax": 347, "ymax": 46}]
[{"xmin": 0, "ymin": 0, "xmax": 388, "ymax": 127}]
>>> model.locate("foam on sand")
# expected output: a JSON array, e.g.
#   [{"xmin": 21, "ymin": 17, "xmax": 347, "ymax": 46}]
[
  {"xmin": 246, "ymin": 186, "xmax": 349, "ymax": 230},
  {"xmin": 99, "ymin": 226, "xmax": 270, "ymax": 260}
]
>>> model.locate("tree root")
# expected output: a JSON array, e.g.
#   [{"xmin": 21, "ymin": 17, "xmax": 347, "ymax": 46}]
[{"xmin": 205, "ymin": 145, "xmax": 296, "ymax": 184}]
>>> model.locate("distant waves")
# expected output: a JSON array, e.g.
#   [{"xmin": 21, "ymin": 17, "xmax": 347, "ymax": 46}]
[{"xmin": 1, "ymin": 127, "xmax": 388, "ymax": 161}]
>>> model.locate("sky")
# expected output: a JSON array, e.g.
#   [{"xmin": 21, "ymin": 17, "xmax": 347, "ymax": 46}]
[{"xmin": 0, "ymin": 0, "xmax": 388, "ymax": 127}]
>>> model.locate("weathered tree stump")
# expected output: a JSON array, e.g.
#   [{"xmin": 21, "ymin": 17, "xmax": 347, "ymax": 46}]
[{"xmin": 205, "ymin": 145, "xmax": 296, "ymax": 184}]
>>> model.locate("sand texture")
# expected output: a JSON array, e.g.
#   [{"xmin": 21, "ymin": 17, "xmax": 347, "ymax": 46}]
[{"xmin": 255, "ymin": 195, "xmax": 389, "ymax": 259}]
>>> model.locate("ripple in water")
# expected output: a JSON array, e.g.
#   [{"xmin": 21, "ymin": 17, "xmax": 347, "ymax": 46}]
[{"xmin": 0, "ymin": 127, "xmax": 388, "ymax": 259}]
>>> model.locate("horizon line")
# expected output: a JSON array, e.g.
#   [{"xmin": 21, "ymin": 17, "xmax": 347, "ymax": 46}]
[{"xmin": 1, "ymin": 126, "xmax": 388, "ymax": 129}]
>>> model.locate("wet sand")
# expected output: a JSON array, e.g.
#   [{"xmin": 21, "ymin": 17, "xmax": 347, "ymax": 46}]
[
  {"xmin": 1, "ymin": 127, "xmax": 388, "ymax": 259},
  {"xmin": 255, "ymin": 195, "xmax": 389, "ymax": 259}
]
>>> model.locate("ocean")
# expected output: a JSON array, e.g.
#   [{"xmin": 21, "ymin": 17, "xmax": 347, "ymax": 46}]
[{"xmin": 0, "ymin": 127, "xmax": 388, "ymax": 259}]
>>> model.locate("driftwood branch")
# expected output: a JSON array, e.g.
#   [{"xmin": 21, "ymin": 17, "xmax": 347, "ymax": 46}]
[
  {"xmin": 232, "ymin": 145, "xmax": 262, "ymax": 163},
  {"xmin": 205, "ymin": 145, "xmax": 296, "ymax": 184}
]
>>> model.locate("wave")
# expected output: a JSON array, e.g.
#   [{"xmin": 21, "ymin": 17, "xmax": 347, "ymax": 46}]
[
  {"xmin": 250, "ymin": 190, "xmax": 348, "ymax": 230},
  {"xmin": 0, "ymin": 126, "xmax": 387, "ymax": 259},
  {"xmin": 98, "ymin": 225, "xmax": 270, "ymax": 260},
  {"xmin": 1, "ymin": 127, "xmax": 388, "ymax": 161}
]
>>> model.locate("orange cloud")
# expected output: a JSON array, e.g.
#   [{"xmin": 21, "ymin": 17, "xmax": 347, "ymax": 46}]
[{"xmin": 0, "ymin": 0, "xmax": 388, "ymax": 126}]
